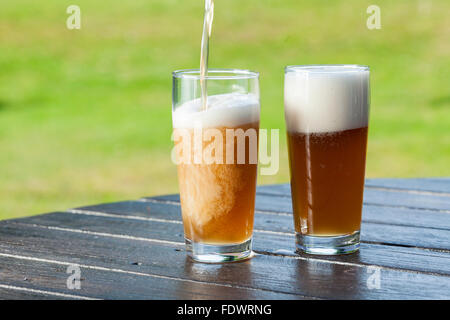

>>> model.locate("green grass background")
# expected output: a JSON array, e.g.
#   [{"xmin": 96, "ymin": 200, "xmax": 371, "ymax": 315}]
[{"xmin": 0, "ymin": 0, "xmax": 449, "ymax": 220}]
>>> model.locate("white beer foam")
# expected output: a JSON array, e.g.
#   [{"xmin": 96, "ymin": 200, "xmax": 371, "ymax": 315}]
[
  {"xmin": 284, "ymin": 67, "xmax": 369, "ymax": 133},
  {"xmin": 172, "ymin": 93, "xmax": 260, "ymax": 128}
]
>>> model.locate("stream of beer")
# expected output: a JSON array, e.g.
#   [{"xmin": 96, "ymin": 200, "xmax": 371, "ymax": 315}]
[{"xmin": 200, "ymin": 0, "xmax": 214, "ymax": 111}]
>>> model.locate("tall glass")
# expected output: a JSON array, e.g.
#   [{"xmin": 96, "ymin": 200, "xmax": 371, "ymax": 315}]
[
  {"xmin": 284, "ymin": 65, "xmax": 370, "ymax": 255},
  {"xmin": 172, "ymin": 69, "xmax": 260, "ymax": 263}
]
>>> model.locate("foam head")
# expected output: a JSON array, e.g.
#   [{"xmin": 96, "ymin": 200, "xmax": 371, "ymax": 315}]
[
  {"xmin": 284, "ymin": 65, "xmax": 370, "ymax": 133},
  {"xmin": 172, "ymin": 93, "xmax": 260, "ymax": 128}
]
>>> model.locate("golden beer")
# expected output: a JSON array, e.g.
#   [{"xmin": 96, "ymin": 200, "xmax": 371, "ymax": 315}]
[{"xmin": 284, "ymin": 65, "xmax": 370, "ymax": 254}]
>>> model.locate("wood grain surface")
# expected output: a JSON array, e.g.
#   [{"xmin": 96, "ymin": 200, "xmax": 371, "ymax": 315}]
[{"xmin": 0, "ymin": 179, "xmax": 449, "ymax": 299}]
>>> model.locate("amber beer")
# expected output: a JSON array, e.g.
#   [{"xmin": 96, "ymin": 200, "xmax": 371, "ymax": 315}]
[
  {"xmin": 287, "ymin": 127, "xmax": 368, "ymax": 235},
  {"xmin": 175, "ymin": 122, "xmax": 259, "ymax": 244},
  {"xmin": 284, "ymin": 65, "xmax": 370, "ymax": 255},
  {"xmin": 172, "ymin": 69, "xmax": 260, "ymax": 263}
]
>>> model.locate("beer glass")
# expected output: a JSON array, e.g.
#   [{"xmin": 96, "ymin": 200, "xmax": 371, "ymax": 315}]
[
  {"xmin": 172, "ymin": 69, "xmax": 260, "ymax": 263},
  {"xmin": 284, "ymin": 65, "xmax": 370, "ymax": 255}
]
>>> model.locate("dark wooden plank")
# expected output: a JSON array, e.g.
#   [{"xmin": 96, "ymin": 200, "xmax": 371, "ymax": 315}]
[
  {"xmin": 1, "ymin": 222, "xmax": 450, "ymax": 299},
  {"xmin": 0, "ymin": 285, "xmax": 71, "ymax": 300},
  {"xmin": 79, "ymin": 198, "xmax": 450, "ymax": 232},
  {"xmin": 361, "ymin": 205, "xmax": 450, "ymax": 230},
  {"xmin": 148, "ymin": 187, "xmax": 450, "ymax": 215},
  {"xmin": 254, "ymin": 184, "xmax": 450, "ymax": 212},
  {"xmin": 0, "ymin": 256, "xmax": 293, "ymax": 300},
  {"xmin": 6, "ymin": 211, "xmax": 450, "ymax": 275},
  {"xmin": 76, "ymin": 200, "xmax": 450, "ymax": 250},
  {"xmin": 363, "ymin": 188, "xmax": 450, "ymax": 211},
  {"xmin": 79, "ymin": 200, "xmax": 182, "ymax": 221},
  {"xmin": 257, "ymin": 179, "xmax": 450, "ymax": 195},
  {"xmin": 366, "ymin": 178, "xmax": 450, "ymax": 194}
]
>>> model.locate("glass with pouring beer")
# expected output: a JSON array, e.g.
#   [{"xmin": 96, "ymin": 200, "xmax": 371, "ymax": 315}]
[
  {"xmin": 284, "ymin": 65, "xmax": 370, "ymax": 255},
  {"xmin": 172, "ymin": 69, "xmax": 260, "ymax": 263}
]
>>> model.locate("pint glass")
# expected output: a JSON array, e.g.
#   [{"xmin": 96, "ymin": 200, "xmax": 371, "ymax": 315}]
[
  {"xmin": 284, "ymin": 65, "xmax": 370, "ymax": 255},
  {"xmin": 172, "ymin": 69, "xmax": 260, "ymax": 263}
]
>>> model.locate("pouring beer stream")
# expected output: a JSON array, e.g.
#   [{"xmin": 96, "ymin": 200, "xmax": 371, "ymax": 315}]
[{"xmin": 200, "ymin": 0, "xmax": 214, "ymax": 111}]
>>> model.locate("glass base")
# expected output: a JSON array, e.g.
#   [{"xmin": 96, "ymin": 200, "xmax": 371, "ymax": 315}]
[
  {"xmin": 296, "ymin": 231, "xmax": 360, "ymax": 255},
  {"xmin": 185, "ymin": 238, "xmax": 253, "ymax": 263}
]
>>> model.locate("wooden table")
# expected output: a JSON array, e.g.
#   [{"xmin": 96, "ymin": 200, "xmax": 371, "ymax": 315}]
[{"xmin": 1, "ymin": 178, "xmax": 449, "ymax": 300}]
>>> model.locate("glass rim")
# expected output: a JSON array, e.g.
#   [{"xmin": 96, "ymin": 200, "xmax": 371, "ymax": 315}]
[
  {"xmin": 285, "ymin": 64, "xmax": 369, "ymax": 73},
  {"xmin": 173, "ymin": 68, "xmax": 259, "ymax": 80}
]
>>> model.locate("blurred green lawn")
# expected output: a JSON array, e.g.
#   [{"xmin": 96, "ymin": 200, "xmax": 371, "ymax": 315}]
[{"xmin": 0, "ymin": 0, "xmax": 449, "ymax": 220}]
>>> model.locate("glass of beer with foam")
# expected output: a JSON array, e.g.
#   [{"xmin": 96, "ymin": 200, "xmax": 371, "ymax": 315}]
[
  {"xmin": 284, "ymin": 65, "xmax": 370, "ymax": 255},
  {"xmin": 172, "ymin": 69, "xmax": 260, "ymax": 263}
]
